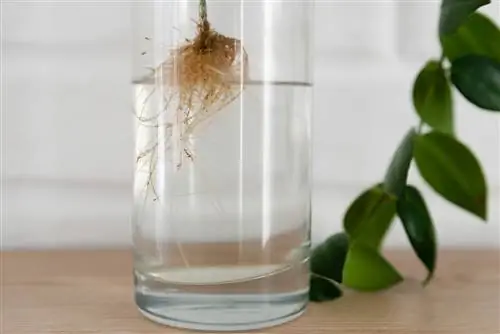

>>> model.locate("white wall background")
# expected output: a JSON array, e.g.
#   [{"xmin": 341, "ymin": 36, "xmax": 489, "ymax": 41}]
[{"xmin": 2, "ymin": 1, "xmax": 499, "ymax": 250}]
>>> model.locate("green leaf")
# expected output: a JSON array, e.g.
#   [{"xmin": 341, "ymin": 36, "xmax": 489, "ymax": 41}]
[
  {"xmin": 413, "ymin": 131, "xmax": 487, "ymax": 220},
  {"xmin": 343, "ymin": 185, "xmax": 397, "ymax": 249},
  {"xmin": 441, "ymin": 12, "xmax": 500, "ymax": 62},
  {"xmin": 309, "ymin": 275, "xmax": 343, "ymax": 302},
  {"xmin": 439, "ymin": 0, "xmax": 491, "ymax": 35},
  {"xmin": 342, "ymin": 243, "xmax": 403, "ymax": 291},
  {"xmin": 310, "ymin": 232, "xmax": 349, "ymax": 283},
  {"xmin": 397, "ymin": 185, "xmax": 437, "ymax": 285},
  {"xmin": 383, "ymin": 128, "xmax": 416, "ymax": 197},
  {"xmin": 412, "ymin": 61, "xmax": 454, "ymax": 134},
  {"xmin": 451, "ymin": 55, "xmax": 500, "ymax": 111}
]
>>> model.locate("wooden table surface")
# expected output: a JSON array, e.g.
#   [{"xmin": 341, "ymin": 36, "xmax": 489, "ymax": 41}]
[{"xmin": 2, "ymin": 249, "xmax": 499, "ymax": 333}]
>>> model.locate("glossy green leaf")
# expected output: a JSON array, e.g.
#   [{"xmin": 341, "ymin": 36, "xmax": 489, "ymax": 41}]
[
  {"xmin": 451, "ymin": 55, "xmax": 500, "ymax": 111},
  {"xmin": 441, "ymin": 12, "xmax": 500, "ymax": 62},
  {"xmin": 414, "ymin": 131, "xmax": 487, "ymax": 220},
  {"xmin": 343, "ymin": 185, "xmax": 397, "ymax": 249},
  {"xmin": 309, "ymin": 275, "xmax": 343, "ymax": 302},
  {"xmin": 342, "ymin": 243, "xmax": 403, "ymax": 291},
  {"xmin": 310, "ymin": 232, "xmax": 349, "ymax": 283},
  {"xmin": 397, "ymin": 185, "xmax": 437, "ymax": 285},
  {"xmin": 439, "ymin": 0, "xmax": 490, "ymax": 35},
  {"xmin": 383, "ymin": 128, "xmax": 416, "ymax": 197},
  {"xmin": 412, "ymin": 61, "xmax": 454, "ymax": 134}
]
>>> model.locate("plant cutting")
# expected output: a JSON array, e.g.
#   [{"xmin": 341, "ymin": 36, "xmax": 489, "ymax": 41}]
[
  {"xmin": 135, "ymin": 0, "xmax": 248, "ymax": 199},
  {"xmin": 310, "ymin": 0, "xmax": 500, "ymax": 301}
]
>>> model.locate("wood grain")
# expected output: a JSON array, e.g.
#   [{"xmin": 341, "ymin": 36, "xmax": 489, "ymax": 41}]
[{"xmin": 2, "ymin": 249, "xmax": 499, "ymax": 333}]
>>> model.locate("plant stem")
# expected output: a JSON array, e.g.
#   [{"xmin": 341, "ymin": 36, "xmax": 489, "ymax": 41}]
[
  {"xmin": 417, "ymin": 121, "xmax": 424, "ymax": 134},
  {"xmin": 199, "ymin": 0, "xmax": 208, "ymax": 23},
  {"xmin": 439, "ymin": 52, "xmax": 446, "ymax": 64}
]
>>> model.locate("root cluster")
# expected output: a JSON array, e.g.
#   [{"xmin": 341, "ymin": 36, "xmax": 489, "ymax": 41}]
[
  {"xmin": 160, "ymin": 18, "xmax": 248, "ymax": 157},
  {"xmin": 136, "ymin": 9, "xmax": 248, "ymax": 200}
]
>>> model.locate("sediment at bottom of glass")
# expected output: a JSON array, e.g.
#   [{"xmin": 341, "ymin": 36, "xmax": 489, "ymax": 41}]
[{"xmin": 134, "ymin": 264, "xmax": 309, "ymax": 331}]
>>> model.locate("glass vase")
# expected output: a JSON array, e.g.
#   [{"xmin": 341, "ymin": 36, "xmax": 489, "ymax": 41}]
[{"xmin": 131, "ymin": 0, "xmax": 313, "ymax": 331}]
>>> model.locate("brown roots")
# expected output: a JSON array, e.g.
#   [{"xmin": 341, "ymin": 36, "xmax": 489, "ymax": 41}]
[
  {"xmin": 162, "ymin": 19, "xmax": 248, "ymax": 140},
  {"xmin": 135, "ymin": 17, "xmax": 248, "ymax": 200}
]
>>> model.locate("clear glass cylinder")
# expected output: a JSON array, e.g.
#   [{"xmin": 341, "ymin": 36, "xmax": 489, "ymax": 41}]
[{"xmin": 131, "ymin": 1, "xmax": 313, "ymax": 331}]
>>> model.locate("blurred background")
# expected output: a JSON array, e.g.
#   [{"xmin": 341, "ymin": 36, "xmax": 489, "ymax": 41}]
[{"xmin": 2, "ymin": 1, "xmax": 499, "ymax": 250}]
